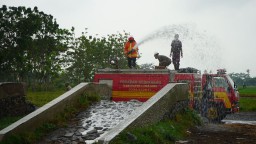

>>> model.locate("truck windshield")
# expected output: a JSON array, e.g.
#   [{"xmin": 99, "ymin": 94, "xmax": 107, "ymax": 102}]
[{"xmin": 213, "ymin": 77, "xmax": 229, "ymax": 88}]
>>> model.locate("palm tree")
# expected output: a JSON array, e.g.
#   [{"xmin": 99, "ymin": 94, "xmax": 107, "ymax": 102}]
[{"xmin": 246, "ymin": 69, "xmax": 250, "ymax": 78}]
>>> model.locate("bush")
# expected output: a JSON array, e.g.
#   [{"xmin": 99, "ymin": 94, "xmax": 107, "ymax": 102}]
[{"xmin": 111, "ymin": 109, "xmax": 202, "ymax": 144}]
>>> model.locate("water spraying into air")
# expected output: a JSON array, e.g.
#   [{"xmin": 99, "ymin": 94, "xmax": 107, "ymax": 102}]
[{"xmin": 135, "ymin": 24, "xmax": 224, "ymax": 72}]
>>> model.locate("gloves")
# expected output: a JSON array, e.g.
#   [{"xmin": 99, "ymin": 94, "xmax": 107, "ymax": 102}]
[{"xmin": 127, "ymin": 49, "xmax": 135, "ymax": 55}]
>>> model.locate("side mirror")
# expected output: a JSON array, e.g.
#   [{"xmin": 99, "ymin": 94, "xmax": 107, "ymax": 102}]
[{"xmin": 234, "ymin": 84, "xmax": 238, "ymax": 90}]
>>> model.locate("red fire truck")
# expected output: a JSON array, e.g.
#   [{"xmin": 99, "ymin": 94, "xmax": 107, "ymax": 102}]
[
  {"xmin": 172, "ymin": 68, "xmax": 239, "ymax": 121},
  {"xmin": 93, "ymin": 68, "xmax": 239, "ymax": 121}
]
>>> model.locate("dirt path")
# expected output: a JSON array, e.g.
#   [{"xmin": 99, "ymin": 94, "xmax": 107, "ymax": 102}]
[{"xmin": 185, "ymin": 112, "xmax": 256, "ymax": 144}]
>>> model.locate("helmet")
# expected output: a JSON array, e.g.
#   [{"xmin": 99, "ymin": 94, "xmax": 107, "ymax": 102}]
[
  {"xmin": 128, "ymin": 37, "xmax": 134, "ymax": 41},
  {"xmin": 154, "ymin": 52, "xmax": 159, "ymax": 56}
]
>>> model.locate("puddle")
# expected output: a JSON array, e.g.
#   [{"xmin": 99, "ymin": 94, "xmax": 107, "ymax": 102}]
[{"xmin": 222, "ymin": 120, "xmax": 256, "ymax": 125}]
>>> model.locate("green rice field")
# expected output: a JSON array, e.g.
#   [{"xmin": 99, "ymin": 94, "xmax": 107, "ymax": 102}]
[{"xmin": 238, "ymin": 86, "xmax": 256, "ymax": 97}]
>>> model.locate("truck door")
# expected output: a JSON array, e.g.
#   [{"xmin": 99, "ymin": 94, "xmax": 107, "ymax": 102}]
[{"xmin": 212, "ymin": 77, "xmax": 231, "ymax": 109}]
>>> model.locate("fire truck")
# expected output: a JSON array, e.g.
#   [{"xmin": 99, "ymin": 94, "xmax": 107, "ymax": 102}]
[
  {"xmin": 173, "ymin": 68, "xmax": 239, "ymax": 121},
  {"xmin": 93, "ymin": 67, "xmax": 239, "ymax": 121}
]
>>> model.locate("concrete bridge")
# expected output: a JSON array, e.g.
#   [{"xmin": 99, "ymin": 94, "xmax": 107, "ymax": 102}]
[{"xmin": 0, "ymin": 77, "xmax": 188, "ymax": 143}]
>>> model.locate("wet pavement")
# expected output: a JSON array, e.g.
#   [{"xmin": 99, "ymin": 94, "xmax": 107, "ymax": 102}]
[
  {"xmin": 184, "ymin": 112, "xmax": 256, "ymax": 144},
  {"xmin": 39, "ymin": 100, "xmax": 143, "ymax": 144},
  {"xmin": 224, "ymin": 112, "xmax": 256, "ymax": 121}
]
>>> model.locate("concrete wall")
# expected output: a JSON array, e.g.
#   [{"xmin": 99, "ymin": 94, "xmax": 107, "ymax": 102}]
[
  {"xmin": 0, "ymin": 82, "xmax": 26, "ymax": 99},
  {"xmin": 0, "ymin": 82, "xmax": 32, "ymax": 119},
  {"xmin": 98, "ymin": 83, "xmax": 188, "ymax": 143},
  {"xmin": 0, "ymin": 83, "xmax": 111, "ymax": 141}
]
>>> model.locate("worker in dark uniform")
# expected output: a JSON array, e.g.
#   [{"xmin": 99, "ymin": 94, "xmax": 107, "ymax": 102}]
[
  {"xmin": 170, "ymin": 34, "xmax": 183, "ymax": 70},
  {"xmin": 154, "ymin": 52, "xmax": 172, "ymax": 69}
]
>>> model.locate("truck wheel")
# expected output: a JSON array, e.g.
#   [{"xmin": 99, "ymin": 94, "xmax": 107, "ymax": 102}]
[
  {"xmin": 217, "ymin": 103, "xmax": 226, "ymax": 120},
  {"xmin": 207, "ymin": 102, "xmax": 226, "ymax": 122}
]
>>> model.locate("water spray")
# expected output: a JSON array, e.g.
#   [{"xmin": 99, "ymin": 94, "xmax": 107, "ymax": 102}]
[{"xmin": 132, "ymin": 24, "xmax": 223, "ymax": 72}]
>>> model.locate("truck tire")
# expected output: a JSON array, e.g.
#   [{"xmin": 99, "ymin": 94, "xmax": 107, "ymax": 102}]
[{"xmin": 206, "ymin": 102, "xmax": 226, "ymax": 122}]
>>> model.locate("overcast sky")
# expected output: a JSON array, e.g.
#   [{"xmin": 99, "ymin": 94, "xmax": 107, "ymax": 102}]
[{"xmin": 2, "ymin": 0, "xmax": 256, "ymax": 76}]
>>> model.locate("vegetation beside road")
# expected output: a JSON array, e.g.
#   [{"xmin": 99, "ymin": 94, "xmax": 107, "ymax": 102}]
[
  {"xmin": 111, "ymin": 109, "xmax": 201, "ymax": 144},
  {"xmin": 0, "ymin": 116, "xmax": 23, "ymax": 130},
  {"xmin": 238, "ymin": 86, "xmax": 256, "ymax": 112},
  {"xmin": 26, "ymin": 90, "xmax": 65, "ymax": 107},
  {"xmin": 238, "ymin": 86, "xmax": 256, "ymax": 97},
  {"xmin": 0, "ymin": 89, "xmax": 65, "ymax": 131},
  {"xmin": 239, "ymin": 98, "xmax": 256, "ymax": 112}
]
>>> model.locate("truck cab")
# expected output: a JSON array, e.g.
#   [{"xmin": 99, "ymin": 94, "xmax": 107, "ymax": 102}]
[
  {"xmin": 202, "ymin": 69, "xmax": 239, "ymax": 114},
  {"xmin": 173, "ymin": 68, "xmax": 239, "ymax": 121}
]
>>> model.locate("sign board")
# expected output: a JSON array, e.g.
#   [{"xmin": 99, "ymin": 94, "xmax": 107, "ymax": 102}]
[{"xmin": 94, "ymin": 69, "xmax": 171, "ymax": 101}]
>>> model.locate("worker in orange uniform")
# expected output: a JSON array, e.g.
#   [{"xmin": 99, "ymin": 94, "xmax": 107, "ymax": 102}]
[{"xmin": 124, "ymin": 37, "xmax": 139, "ymax": 69}]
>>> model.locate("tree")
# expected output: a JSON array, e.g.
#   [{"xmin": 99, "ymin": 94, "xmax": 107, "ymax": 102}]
[
  {"xmin": 65, "ymin": 30, "xmax": 130, "ymax": 84},
  {"xmin": 246, "ymin": 69, "xmax": 250, "ymax": 78},
  {"xmin": 229, "ymin": 72, "xmax": 256, "ymax": 86},
  {"xmin": 0, "ymin": 5, "xmax": 72, "ymax": 89}
]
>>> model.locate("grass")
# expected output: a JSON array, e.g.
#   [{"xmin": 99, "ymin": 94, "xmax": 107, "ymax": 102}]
[
  {"xmin": 0, "ymin": 90, "xmax": 65, "ymax": 131},
  {"xmin": 26, "ymin": 90, "xmax": 66, "ymax": 107},
  {"xmin": 111, "ymin": 109, "xmax": 201, "ymax": 144},
  {"xmin": 0, "ymin": 123, "xmax": 57, "ymax": 144},
  {"xmin": 238, "ymin": 86, "xmax": 256, "ymax": 97},
  {"xmin": 239, "ymin": 97, "xmax": 256, "ymax": 112},
  {"xmin": 237, "ymin": 86, "xmax": 256, "ymax": 112},
  {"xmin": 0, "ymin": 116, "xmax": 23, "ymax": 130}
]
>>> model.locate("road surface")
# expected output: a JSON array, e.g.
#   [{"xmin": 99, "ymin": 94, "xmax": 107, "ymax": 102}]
[{"xmin": 185, "ymin": 112, "xmax": 256, "ymax": 144}]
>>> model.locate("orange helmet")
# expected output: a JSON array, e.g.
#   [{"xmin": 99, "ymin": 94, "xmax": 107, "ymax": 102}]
[{"xmin": 128, "ymin": 37, "xmax": 134, "ymax": 41}]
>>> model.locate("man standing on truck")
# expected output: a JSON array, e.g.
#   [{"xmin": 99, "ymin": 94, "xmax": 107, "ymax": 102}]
[
  {"xmin": 124, "ymin": 36, "xmax": 139, "ymax": 69},
  {"xmin": 154, "ymin": 52, "xmax": 172, "ymax": 69},
  {"xmin": 170, "ymin": 34, "xmax": 183, "ymax": 70}
]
